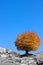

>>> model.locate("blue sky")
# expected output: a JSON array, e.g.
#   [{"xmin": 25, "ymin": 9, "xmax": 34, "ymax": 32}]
[{"xmin": 0, "ymin": 0, "xmax": 43, "ymax": 54}]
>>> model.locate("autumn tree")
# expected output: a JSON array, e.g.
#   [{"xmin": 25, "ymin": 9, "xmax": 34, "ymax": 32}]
[{"xmin": 15, "ymin": 32, "xmax": 40, "ymax": 55}]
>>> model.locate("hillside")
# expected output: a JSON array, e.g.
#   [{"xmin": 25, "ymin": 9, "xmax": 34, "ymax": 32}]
[{"xmin": 0, "ymin": 47, "xmax": 43, "ymax": 65}]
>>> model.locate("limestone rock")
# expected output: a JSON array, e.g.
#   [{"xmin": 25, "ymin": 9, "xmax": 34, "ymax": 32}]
[
  {"xmin": 0, "ymin": 47, "xmax": 43, "ymax": 65},
  {"xmin": 0, "ymin": 47, "xmax": 7, "ymax": 53}
]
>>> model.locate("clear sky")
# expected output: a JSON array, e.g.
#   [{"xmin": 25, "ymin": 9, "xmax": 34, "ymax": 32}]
[{"xmin": 0, "ymin": 0, "xmax": 43, "ymax": 54}]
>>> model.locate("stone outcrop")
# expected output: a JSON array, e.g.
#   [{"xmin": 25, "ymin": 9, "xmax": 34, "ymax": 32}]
[{"xmin": 0, "ymin": 47, "xmax": 43, "ymax": 65}]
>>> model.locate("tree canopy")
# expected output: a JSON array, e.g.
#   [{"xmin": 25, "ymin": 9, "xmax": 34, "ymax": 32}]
[{"xmin": 15, "ymin": 32, "xmax": 40, "ymax": 52}]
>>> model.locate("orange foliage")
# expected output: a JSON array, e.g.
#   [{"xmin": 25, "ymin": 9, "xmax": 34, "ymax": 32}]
[{"xmin": 15, "ymin": 32, "xmax": 40, "ymax": 51}]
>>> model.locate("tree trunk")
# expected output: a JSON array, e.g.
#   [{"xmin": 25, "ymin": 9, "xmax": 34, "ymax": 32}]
[{"xmin": 25, "ymin": 50, "xmax": 28, "ymax": 55}]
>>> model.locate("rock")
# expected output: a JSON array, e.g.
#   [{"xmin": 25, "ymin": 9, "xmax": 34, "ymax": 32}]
[
  {"xmin": 35, "ymin": 51, "xmax": 43, "ymax": 64},
  {"xmin": 0, "ymin": 47, "xmax": 7, "ymax": 53},
  {"xmin": 0, "ymin": 47, "xmax": 43, "ymax": 65},
  {"xmin": 1, "ymin": 54, "xmax": 9, "ymax": 58}
]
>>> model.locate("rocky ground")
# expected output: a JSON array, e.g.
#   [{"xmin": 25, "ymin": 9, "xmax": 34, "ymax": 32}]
[{"xmin": 0, "ymin": 47, "xmax": 43, "ymax": 65}]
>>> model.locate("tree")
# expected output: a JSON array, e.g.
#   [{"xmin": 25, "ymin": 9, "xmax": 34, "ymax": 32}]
[{"xmin": 15, "ymin": 32, "xmax": 40, "ymax": 55}]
